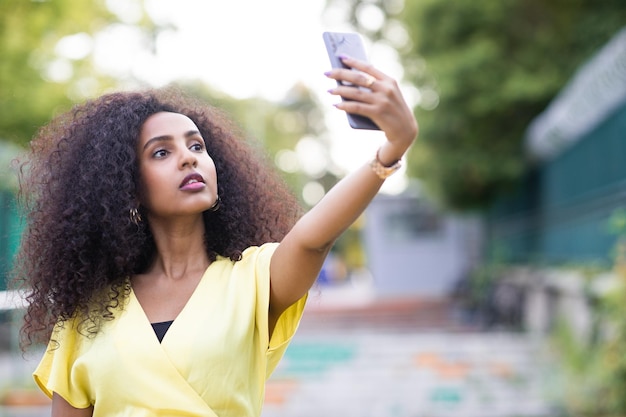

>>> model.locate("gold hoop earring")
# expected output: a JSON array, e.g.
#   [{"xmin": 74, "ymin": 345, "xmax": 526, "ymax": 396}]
[
  {"xmin": 209, "ymin": 196, "xmax": 221, "ymax": 212},
  {"xmin": 130, "ymin": 207, "xmax": 142, "ymax": 225}
]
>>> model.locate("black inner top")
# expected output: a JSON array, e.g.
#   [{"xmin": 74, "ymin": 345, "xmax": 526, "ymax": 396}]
[{"xmin": 151, "ymin": 320, "xmax": 174, "ymax": 343}]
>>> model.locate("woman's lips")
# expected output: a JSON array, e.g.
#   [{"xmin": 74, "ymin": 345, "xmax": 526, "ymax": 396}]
[{"xmin": 179, "ymin": 173, "xmax": 206, "ymax": 191}]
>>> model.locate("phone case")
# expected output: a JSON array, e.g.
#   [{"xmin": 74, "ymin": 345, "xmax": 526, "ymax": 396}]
[{"xmin": 323, "ymin": 32, "xmax": 380, "ymax": 130}]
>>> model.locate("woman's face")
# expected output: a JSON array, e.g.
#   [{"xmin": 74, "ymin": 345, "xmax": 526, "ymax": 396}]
[{"xmin": 137, "ymin": 111, "xmax": 218, "ymax": 219}]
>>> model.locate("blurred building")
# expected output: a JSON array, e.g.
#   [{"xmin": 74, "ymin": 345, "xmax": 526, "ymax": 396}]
[
  {"xmin": 482, "ymin": 26, "xmax": 626, "ymax": 335},
  {"xmin": 362, "ymin": 193, "xmax": 483, "ymax": 298},
  {"xmin": 487, "ymin": 26, "xmax": 626, "ymax": 266}
]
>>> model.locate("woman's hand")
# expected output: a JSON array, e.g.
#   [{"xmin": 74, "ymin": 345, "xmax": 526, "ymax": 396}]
[{"xmin": 325, "ymin": 55, "xmax": 418, "ymax": 165}]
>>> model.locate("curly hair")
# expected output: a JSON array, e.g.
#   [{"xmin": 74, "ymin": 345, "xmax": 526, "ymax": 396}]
[{"xmin": 13, "ymin": 88, "xmax": 302, "ymax": 348}]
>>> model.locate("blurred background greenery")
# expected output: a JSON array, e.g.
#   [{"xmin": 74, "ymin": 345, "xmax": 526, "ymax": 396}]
[{"xmin": 2, "ymin": 0, "xmax": 624, "ymax": 206}]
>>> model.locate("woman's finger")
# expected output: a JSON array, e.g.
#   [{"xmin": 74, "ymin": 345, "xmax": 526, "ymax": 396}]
[
  {"xmin": 326, "ymin": 68, "xmax": 378, "ymax": 91},
  {"xmin": 338, "ymin": 55, "xmax": 388, "ymax": 81},
  {"xmin": 329, "ymin": 82, "xmax": 378, "ymax": 104},
  {"xmin": 325, "ymin": 55, "xmax": 391, "ymax": 90}
]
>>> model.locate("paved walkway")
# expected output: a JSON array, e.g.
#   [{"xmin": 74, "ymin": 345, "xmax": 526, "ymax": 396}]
[
  {"xmin": 262, "ymin": 287, "xmax": 560, "ymax": 417},
  {"xmin": 263, "ymin": 331, "xmax": 557, "ymax": 417}
]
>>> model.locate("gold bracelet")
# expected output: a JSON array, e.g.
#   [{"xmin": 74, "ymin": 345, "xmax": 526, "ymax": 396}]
[{"xmin": 369, "ymin": 149, "xmax": 401, "ymax": 180}]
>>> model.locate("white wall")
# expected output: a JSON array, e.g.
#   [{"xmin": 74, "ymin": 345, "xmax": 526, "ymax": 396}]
[{"xmin": 362, "ymin": 195, "xmax": 484, "ymax": 298}]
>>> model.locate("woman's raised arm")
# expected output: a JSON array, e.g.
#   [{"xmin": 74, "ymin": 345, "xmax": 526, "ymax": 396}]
[{"xmin": 269, "ymin": 56, "xmax": 418, "ymax": 322}]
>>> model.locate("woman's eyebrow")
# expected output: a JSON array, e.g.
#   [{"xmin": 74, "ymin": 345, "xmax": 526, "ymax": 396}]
[
  {"xmin": 143, "ymin": 135, "xmax": 171, "ymax": 150},
  {"xmin": 143, "ymin": 130, "xmax": 202, "ymax": 150},
  {"xmin": 185, "ymin": 130, "xmax": 202, "ymax": 138}
]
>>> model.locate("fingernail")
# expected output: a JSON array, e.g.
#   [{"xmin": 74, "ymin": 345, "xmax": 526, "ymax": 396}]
[
  {"xmin": 324, "ymin": 71, "xmax": 332, "ymax": 76},
  {"xmin": 338, "ymin": 54, "xmax": 350, "ymax": 60}
]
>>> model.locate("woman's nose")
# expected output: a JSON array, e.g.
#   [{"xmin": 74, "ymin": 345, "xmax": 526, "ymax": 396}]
[{"xmin": 180, "ymin": 148, "xmax": 198, "ymax": 168}]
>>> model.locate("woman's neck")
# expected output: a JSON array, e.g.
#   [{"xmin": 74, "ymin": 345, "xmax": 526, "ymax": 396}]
[{"xmin": 144, "ymin": 214, "xmax": 210, "ymax": 280}]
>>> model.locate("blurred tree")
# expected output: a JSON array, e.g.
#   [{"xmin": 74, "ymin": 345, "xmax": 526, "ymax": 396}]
[
  {"xmin": 1, "ymin": 0, "xmax": 111, "ymax": 145},
  {"xmin": 325, "ymin": 0, "xmax": 626, "ymax": 210},
  {"xmin": 0, "ymin": 0, "xmax": 167, "ymax": 146}
]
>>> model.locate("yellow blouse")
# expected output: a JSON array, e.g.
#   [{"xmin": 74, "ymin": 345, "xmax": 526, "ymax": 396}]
[{"xmin": 33, "ymin": 243, "xmax": 307, "ymax": 417}]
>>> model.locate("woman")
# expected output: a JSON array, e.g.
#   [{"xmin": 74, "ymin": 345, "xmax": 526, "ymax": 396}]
[{"xmin": 14, "ymin": 56, "xmax": 417, "ymax": 416}]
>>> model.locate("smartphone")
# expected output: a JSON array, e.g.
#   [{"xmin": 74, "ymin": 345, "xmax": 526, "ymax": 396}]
[{"xmin": 323, "ymin": 31, "xmax": 380, "ymax": 130}]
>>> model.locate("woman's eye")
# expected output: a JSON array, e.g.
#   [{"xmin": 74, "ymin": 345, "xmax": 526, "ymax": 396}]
[
  {"xmin": 190, "ymin": 142, "xmax": 205, "ymax": 152},
  {"xmin": 153, "ymin": 149, "xmax": 168, "ymax": 158}
]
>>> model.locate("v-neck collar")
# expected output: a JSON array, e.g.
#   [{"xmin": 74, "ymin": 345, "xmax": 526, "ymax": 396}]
[
  {"xmin": 112, "ymin": 280, "xmax": 222, "ymax": 417},
  {"xmin": 129, "ymin": 258, "xmax": 222, "ymax": 344}
]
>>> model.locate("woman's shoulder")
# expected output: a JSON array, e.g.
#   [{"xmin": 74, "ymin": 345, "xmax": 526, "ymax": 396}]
[
  {"xmin": 239, "ymin": 242, "xmax": 279, "ymax": 261},
  {"xmin": 216, "ymin": 242, "xmax": 279, "ymax": 278}
]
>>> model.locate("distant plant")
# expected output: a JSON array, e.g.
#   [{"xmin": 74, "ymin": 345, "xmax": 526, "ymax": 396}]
[{"xmin": 551, "ymin": 209, "xmax": 626, "ymax": 415}]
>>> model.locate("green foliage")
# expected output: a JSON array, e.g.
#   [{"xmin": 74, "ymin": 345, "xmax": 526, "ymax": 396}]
[
  {"xmin": 401, "ymin": 0, "xmax": 626, "ymax": 210},
  {"xmin": 550, "ymin": 317, "xmax": 609, "ymax": 415},
  {"xmin": 0, "ymin": 0, "xmax": 122, "ymax": 145},
  {"xmin": 551, "ymin": 210, "xmax": 626, "ymax": 415},
  {"xmin": 551, "ymin": 276, "xmax": 626, "ymax": 415}
]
